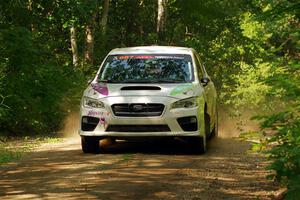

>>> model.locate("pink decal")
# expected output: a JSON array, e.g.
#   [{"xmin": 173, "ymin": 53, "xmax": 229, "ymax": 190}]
[
  {"xmin": 91, "ymin": 83, "xmax": 108, "ymax": 96},
  {"xmin": 114, "ymin": 55, "xmax": 186, "ymax": 60},
  {"xmin": 117, "ymin": 55, "xmax": 155, "ymax": 60},
  {"xmin": 99, "ymin": 117, "xmax": 105, "ymax": 125},
  {"xmin": 133, "ymin": 55, "xmax": 155, "ymax": 59},
  {"xmin": 88, "ymin": 111, "xmax": 102, "ymax": 116}
]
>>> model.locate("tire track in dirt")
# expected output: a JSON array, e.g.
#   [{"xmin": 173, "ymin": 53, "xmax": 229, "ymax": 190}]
[{"xmin": 0, "ymin": 135, "xmax": 281, "ymax": 200}]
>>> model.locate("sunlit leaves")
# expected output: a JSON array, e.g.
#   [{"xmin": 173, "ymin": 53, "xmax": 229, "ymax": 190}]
[{"xmin": 240, "ymin": 12, "xmax": 272, "ymax": 41}]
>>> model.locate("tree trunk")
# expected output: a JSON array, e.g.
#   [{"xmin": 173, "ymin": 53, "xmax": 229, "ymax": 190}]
[
  {"xmin": 84, "ymin": 22, "xmax": 95, "ymax": 65},
  {"xmin": 70, "ymin": 26, "xmax": 79, "ymax": 66},
  {"xmin": 157, "ymin": 0, "xmax": 167, "ymax": 42},
  {"xmin": 100, "ymin": 0, "xmax": 109, "ymax": 35},
  {"xmin": 27, "ymin": 0, "xmax": 35, "ymax": 32}
]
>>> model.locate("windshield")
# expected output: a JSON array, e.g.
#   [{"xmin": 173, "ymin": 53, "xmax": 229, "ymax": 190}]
[{"xmin": 97, "ymin": 54, "xmax": 194, "ymax": 83}]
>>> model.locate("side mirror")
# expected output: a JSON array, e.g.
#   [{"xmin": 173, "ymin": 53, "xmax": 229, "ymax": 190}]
[
  {"xmin": 87, "ymin": 79, "xmax": 93, "ymax": 85},
  {"xmin": 200, "ymin": 77, "xmax": 210, "ymax": 86}
]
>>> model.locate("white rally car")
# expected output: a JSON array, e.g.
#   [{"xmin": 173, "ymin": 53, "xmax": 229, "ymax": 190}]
[{"xmin": 79, "ymin": 46, "xmax": 217, "ymax": 153}]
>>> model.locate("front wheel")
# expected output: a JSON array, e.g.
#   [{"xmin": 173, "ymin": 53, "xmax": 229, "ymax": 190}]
[
  {"xmin": 81, "ymin": 136, "xmax": 100, "ymax": 153},
  {"xmin": 190, "ymin": 136, "xmax": 206, "ymax": 154},
  {"xmin": 209, "ymin": 109, "xmax": 218, "ymax": 139}
]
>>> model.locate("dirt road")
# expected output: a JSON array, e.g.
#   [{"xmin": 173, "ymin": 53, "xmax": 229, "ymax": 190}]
[{"xmin": 0, "ymin": 134, "xmax": 281, "ymax": 200}]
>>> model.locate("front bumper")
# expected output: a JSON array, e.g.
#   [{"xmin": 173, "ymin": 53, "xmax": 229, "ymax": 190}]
[{"xmin": 79, "ymin": 96, "xmax": 205, "ymax": 137}]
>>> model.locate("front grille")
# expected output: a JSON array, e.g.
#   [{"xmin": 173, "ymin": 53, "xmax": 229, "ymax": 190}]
[
  {"xmin": 111, "ymin": 103, "xmax": 164, "ymax": 117},
  {"xmin": 106, "ymin": 125, "xmax": 171, "ymax": 132}
]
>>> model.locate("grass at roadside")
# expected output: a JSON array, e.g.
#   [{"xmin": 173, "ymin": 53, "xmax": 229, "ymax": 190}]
[
  {"xmin": 0, "ymin": 144, "xmax": 22, "ymax": 164},
  {"xmin": 0, "ymin": 136, "xmax": 62, "ymax": 165}
]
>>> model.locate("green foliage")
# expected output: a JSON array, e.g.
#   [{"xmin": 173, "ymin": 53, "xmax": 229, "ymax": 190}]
[
  {"xmin": 0, "ymin": 144, "xmax": 22, "ymax": 164},
  {"xmin": 259, "ymin": 110, "xmax": 300, "ymax": 200},
  {"xmin": 239, "ymin": 1, "xmax": 300, "ymax": 198},
  {"xmin": 0, "ymin": 2, "xmax": 85, "ymax": 135},
  {"xmin": 174, "ymin": 1, "xmax": 299, "ymax": 197}
]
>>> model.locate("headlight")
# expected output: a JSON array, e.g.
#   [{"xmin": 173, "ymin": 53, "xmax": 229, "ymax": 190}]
[
  {"xmin": 83, "ymin": 97, "xmax": 105, "ymax": 108},
  {"xmin": 171, "ymin": 97, "xmax": 198, "ymax": 109}
]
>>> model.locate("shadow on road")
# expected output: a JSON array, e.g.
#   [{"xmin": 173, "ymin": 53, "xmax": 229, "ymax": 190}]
[
  {"xmin": 99, "ymin": 137, "xmax": 219, "ymax": 155},
  {"xmin": 0, "ymin": 137, "xmax": 279, "ymax": 200}
]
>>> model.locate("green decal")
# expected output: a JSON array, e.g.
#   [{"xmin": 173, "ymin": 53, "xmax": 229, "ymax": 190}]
[{"xmin": 170, "ymin": 83, "xmax": 194, "ymax": 96}]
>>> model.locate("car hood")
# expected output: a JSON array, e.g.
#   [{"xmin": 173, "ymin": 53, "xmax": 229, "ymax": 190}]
[{"xmin": 83, "ymin": 83, "xmax": 202, "ymax": 100}]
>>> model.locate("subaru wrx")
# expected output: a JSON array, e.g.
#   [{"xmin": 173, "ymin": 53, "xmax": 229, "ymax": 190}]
[{"xmin": 79, "ymin": 46, "xmax": 217, "ymax": 153}]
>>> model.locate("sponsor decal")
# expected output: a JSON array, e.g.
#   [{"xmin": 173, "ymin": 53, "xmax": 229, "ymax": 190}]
[
  {"xmin": 91, "ymin": 83, "xmax": 108, "ymax": 96},
  {"xmin": 154, "ymin": 56, "xmax": 185, "ymax": 59},
  {"xmin": 114, "ymin": 55, "xmax": 185, "ymax": 60},
  {"xmin": 87, "ymin": 111, "xmax": 110, "ymax": 117},
  {"xmin": 99, "ymin": 117, "xmax": 105, "ymax": 125},
  {"xmin": 99, "ymin": 117, "xmax": 108, "ymax": 129},
  {"xmin": 87, "ymin": 111, "xmax": 102, "ymax": 116},
  {"xmin": 170, "ymin": 83, "xmax": 194, "ymax": 96},
  {"xmin": 117, "ymin": 55, "xmax": 155, "ymax": 60},
  {"xmin": 86, "ymin": 111, "xmax": 109, "ymax": 128}
]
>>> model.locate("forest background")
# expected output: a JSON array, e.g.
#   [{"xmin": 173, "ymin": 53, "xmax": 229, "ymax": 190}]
[{"xmin": 0, "ymin": 0, "xmax": 299, "ymax": 198}]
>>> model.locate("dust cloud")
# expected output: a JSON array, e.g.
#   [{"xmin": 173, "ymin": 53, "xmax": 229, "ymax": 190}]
[
  {"xmin": 60, "ymin": 111, "xmax": 80, "ymax": 141},
  {"xmin": 60, "ymin": 110, "xmax": 259, "ymax": 140},
  {"xmin": 218, "ymin": 110, "xmax": 240, "ymax": 138},
  {"xmin": 218, "ymin": 110, "xmax": 260, "ymax": 138}
]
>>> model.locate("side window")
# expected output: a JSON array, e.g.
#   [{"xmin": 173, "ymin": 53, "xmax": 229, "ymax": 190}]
[
  {"xmin": 196, "ymin": 53, "xmax": 207, "ymax": 76},
  {"xmin": 193, "ymin": 52, "xmax": 204, "ymax": 79}
]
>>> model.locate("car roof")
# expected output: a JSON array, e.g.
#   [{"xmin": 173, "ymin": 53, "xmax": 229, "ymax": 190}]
[{"xmin": 108, "ymin": 46, "xmax": 194, "ymax": 55}]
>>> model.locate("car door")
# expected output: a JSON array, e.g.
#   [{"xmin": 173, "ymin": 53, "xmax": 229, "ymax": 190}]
[{"xmin": 193, "ymin": 51, "xmax": 217, "ymax": 129}]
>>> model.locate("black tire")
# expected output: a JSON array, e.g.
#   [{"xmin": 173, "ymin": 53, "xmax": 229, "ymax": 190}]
[
  {"xmin": 190, "ymin": 137, "xmax": 206, "ymax": 154},
  {"xmin": 210, "ymin": 108, "xmax": 218, "ymax": 138},
  {"xmin": 205, "ymin": 111, "xmax": 211, "ymax": 139},
  {"xmin": 81, "ymin": 136, "xmax": 100, "ymax": 153},
  {"xmin": 106, "ymin": 138, "xmax": 116, "ymax": 144}
]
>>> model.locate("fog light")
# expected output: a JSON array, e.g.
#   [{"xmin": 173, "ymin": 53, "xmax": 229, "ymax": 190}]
[
  {"xmin": 81, "ymin": 116, "xmax": 100, "ymax": 131},
  {"xmin": 177, "ymin": 116, "xmax": 198, "ymax": 131},
  {"xmin": 82, "ymin": 117, "xmax": 88, "ymax": 123},
  {"xmin": 190, "ymin": 117, "xmax": 197, "ymax": 124}
]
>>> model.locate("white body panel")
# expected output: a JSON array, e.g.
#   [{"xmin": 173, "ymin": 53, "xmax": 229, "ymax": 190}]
[{"xmin": 79, "ymin": 46, "xmax": 217, "ymax": 140}]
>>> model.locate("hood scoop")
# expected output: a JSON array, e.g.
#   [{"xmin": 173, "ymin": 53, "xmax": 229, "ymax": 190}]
[{"xmin": 121, "ymin": 86, "xmax": 161, "ymax": 91}]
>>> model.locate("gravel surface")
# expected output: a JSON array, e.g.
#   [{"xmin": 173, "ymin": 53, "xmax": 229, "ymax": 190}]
[{"xmin": 0, "ymin": 135, "xmax": 281, "ymax": 200}]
